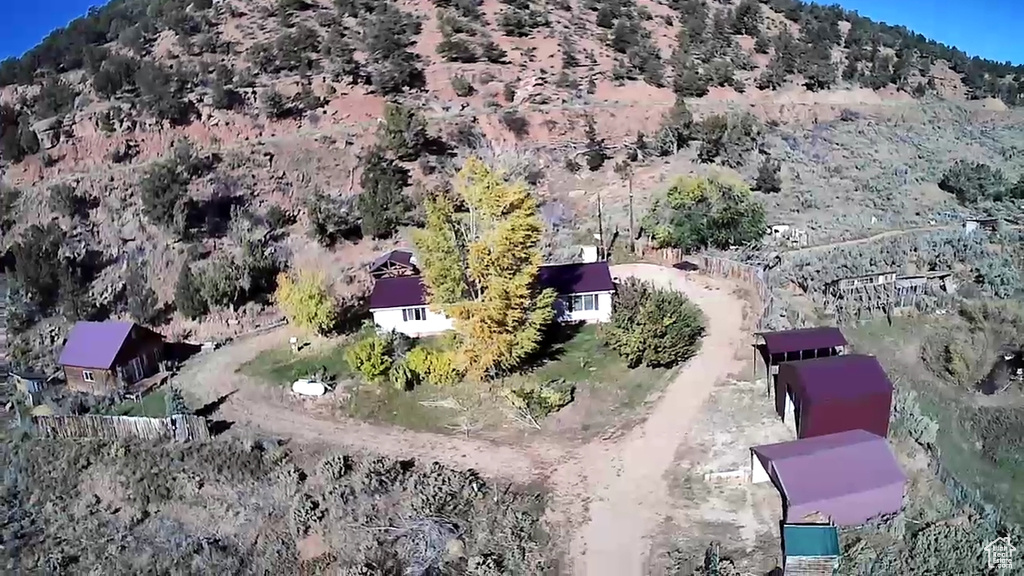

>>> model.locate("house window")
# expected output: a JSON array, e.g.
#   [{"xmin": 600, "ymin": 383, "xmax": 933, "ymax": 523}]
[
  {"xmin": 402, "ymin": 307, "xmax": 427, "ymax": 322},
  {"xmin": 570, "ymin": 294, "xmax": 597, "ymax": 312},
  {"xmin": 82, "ymin": 370, "xmax": 95, "ymax": 383}
]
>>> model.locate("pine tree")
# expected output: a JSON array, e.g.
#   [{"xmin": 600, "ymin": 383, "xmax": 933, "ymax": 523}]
[
  {"xmin": 730, "ymin": 0, "xmax": 762, "ymax": 36},
  {"xmin": 165, "ymin": 387, "xmax": 192, "ymax": 416},
  {"xmin": 673, "ymin": 58, "xmax": 708, "ymax": 98},
  {"xmin": 125, "ymin": 262, "xmax": 159, "ymax": 324},
  {"xmin": 583, "ymin": 116, "xmax": 608, "ymax": 171},
  {"xmin": 174, "ymin": 262, "xmax": 208, "ymax": 319},
  {"xmin": 411, "ymin": 157, "xmax": 556, "ymax": 378},
  {"xmin": 754, "ymin": 157, "xmax": 782, "ymax": 193},
  {"xmin": 753, "ymin": 33, "xmax": 771, "ymax": 54},
  {"xmin": 773, "ymin": 29, "xmax": 801, "ymax": 75},
  {"xmin": 377, "ymin": 102, "xmax": 428, "ymax": 161},
  {"xmin": 357, "ymin": 145, "xmax": 410, "ymax": 239}
]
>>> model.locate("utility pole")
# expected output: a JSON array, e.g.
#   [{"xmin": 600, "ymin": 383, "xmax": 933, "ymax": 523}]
[
  {"xmin": 614, "ymin": 160, "xmax": 635, "ymax": 255},
  {"xmin": 627, "ymin": 171, "xmax": 635, "ymax": 255},
  {"xmin": 596, "ymin": 189, "xmax": 606, "ymax": 260}
]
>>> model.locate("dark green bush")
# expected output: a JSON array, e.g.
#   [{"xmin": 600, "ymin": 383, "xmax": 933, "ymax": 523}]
[
  {"xmin": 451, "ymin": 74, "xmax": 475, "ymax": 97},
  {"xmin": 938, "ymin": 160, "xmax": 1008, "ymax": 204},
  {"xmin": 605, "ymin": 277, "xmax": 706, "ymax": 368},
  {"xmin": 305, "ymin": 190, "xmax": 361, "ymax": 246},
  {"xmin": 753, "ymin": 157, "xmax": 782, "ymax": 193},
  {"xmin": 48, "ymin": 183, "xmax": 89, "ymax": 219},
  {"xmin": 377, "ymin": 102, "xmax": 428, "ymax": 161},
  {"xmin": 697, "ymin": 112, "xmax": 761, "ymax": 168},
  {"xmin": 174, "ymin": 262, "xmax": 208, "ymax": 319}
]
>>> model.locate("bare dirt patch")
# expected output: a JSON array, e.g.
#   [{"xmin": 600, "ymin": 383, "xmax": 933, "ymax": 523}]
[{"xmin": 649, "ymin": 376, "xmax": 794, "ymax": 575}]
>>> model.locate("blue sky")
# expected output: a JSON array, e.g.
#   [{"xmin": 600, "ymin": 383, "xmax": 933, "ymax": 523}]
[{"xmin": 0, "ymin": 0, "xmax": 1021, "ymax": 64}]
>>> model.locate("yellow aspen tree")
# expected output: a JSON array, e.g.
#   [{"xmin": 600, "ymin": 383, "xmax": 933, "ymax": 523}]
[
  {"xmin": 412, "ymin": 157, "xmax": 556, "ymax": 378},
  {"xmin": 274, "ymin": 270, "xmax": 338, "ymax": 335}
]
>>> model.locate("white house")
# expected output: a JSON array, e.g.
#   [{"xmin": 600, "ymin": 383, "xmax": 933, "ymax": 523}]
[{"xmin": 367, "ymin": 250, "xmax": 616, "ymax": 337}]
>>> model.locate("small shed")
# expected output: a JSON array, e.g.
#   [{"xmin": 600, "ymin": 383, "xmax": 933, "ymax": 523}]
[
  {"xmin": 58, "ymin": 321, "xmax": 165, "ymax": 395},
  {"xmin": 751, "ymin": 429, "xmax": 907, "ymax": 526},
  {"xmin": 964, "ymin": 217, "xmax": 1002, "ymax": 235},
  {"xmin": 754, "ymin": 327, "xmax": 848, "ymax": 395},
  {"xmin": 10, "ymin": 370, "xmax": 48, "ymax": 394},
  {"xmin": 777, "ymin": 354, "xmax": 894, "ymax": 438},
  {"xmin": 782, "ymin": 524, "xmax": 840, "ymax": 575}
]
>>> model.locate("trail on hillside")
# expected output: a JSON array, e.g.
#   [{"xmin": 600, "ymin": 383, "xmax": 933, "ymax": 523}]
[{"xmin": 176, "ymin": 264, "xmax": 752, "ymax": 575}]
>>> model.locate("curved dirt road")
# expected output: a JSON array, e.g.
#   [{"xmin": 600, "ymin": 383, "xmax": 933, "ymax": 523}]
[
  {"xmin": 174, "ymin": 330, "xmax": 569, "ymax": 483},
  {"xmin": 176, "ymin": 263, "xmax": 751, "ymax": 574},
  {"xmin": 566, "ymin": 264, "xmax": 748, "ymax": 576}
]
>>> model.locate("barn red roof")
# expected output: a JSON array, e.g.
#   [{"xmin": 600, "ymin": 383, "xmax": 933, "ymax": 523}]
[
  {"xmin": 785, "ymin": 354, "xmax": 893, "ymax": 403},
  {"xmin": 757, "ymin": 327, "xmax": 847, "ymax": 355},
  {"xmin": 368, "ymin": 261, "xmax": 615, "ymax": 310}
]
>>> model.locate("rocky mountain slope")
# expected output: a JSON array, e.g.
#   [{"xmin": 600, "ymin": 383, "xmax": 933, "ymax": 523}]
[{"xmin": 1, "ymin": 0, "xmax": 1023, "ymax": 369}]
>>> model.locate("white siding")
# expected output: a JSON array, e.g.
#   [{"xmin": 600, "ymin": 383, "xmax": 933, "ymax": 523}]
[
  {"xmin": 371, "ymin": 307, "xmax": 453, "ymax": 337},
  {"xmin": 558, "ymin": 291, "xmax": 613, "ymax": 323},
  {"xmin": 751, "ymin": 453, "xmax": 771, "ymax": 484},
  {"xmin": 372, "ymin": 291, "xmax": 613, "ymax": 335}
]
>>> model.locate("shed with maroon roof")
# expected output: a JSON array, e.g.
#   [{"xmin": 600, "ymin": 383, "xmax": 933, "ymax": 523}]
[
  {"xmin": 58, "ymin": 321, "xmax": 165, "ymax": 395},
  {"xmin": 754, "ymin": 327, "xmax": 848, "ymax": 396},
  {"xmin": 751, "ymin": 429, "xmax": 906, "ymax": 525},
  {"xmin": 777, "ymin": 354, "xmax": 894, "ymax": 439}
]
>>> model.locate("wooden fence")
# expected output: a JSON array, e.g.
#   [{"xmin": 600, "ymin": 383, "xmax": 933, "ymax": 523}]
[
  {"xmin": 33, "ymin": 414, "xmax": 211, "ymax": 442},
  {"xmin": 642, "ymin": 248, "xmax": 774, "ymax": 329}
]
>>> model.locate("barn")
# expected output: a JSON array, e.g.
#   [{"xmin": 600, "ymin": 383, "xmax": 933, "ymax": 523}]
[
  {"xmin": 751, "ymin": 429, "xmax": 907, "ymax": 526},
  {"xmin": 776, "ymin": 354, "xmax": 894, "ymax": 439}
]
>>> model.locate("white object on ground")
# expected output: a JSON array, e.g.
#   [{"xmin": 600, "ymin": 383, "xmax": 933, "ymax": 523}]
[{"xmin": 292, "ymin": 379, "xmax": 327, "ymax": 397}]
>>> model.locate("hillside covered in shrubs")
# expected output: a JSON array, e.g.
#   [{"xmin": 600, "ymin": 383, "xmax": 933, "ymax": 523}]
[{"xmin": 0, "ymin": 437, "xmax": 553, "ymax": 574}]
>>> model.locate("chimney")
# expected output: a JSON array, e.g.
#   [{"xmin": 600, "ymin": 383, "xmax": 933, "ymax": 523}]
[{"xmin": 581, "ymin": 245, "xmax": 599, "ymax": 263}]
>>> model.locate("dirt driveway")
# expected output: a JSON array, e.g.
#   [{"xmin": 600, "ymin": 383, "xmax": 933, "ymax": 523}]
[
  {"xmin": 175, "ymin": 263, "xmax": 753, "ymax": 575},
  {"xmin": 565, "ymin": 264, "xmax": 749, "ymax": 576}
]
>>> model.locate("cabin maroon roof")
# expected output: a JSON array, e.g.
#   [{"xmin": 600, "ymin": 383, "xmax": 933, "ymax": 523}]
[
  {"xmin": 368, "ymin": 275, "xmax": 429, "ymax": 310},
  {"xmin": 536, "ymin": 261, "xmax": 615, "ymax": 295},
  {"xmin": 757, "ymin": 327, "xmax": 847, "ymax": 355},
  {"xmin": 368, "ymin": 261, "xmax": 615, "ymax": 310},
  {"xmin": 368, "ymin": 249, "xmax": 415, "ymax": 274}
]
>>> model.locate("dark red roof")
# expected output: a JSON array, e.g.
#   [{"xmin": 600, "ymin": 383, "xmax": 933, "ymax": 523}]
[
  {"xmin": 785, "ymin": 354, "xmax": 893, "ymax": 403},
  {"xmin": 368, "ymin": 261, "xmax": 615, "ymax": 310},
  {"xmin": 757, "ymin": 327, "xmax": 847, "ymax": 355},
  {"xmin": 369, "ymin": 275, "xmax": 429, "ymax": 309},
  {"xmin": 536, "ymin": 261, "xmax": 615, "ymax": 295}
]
